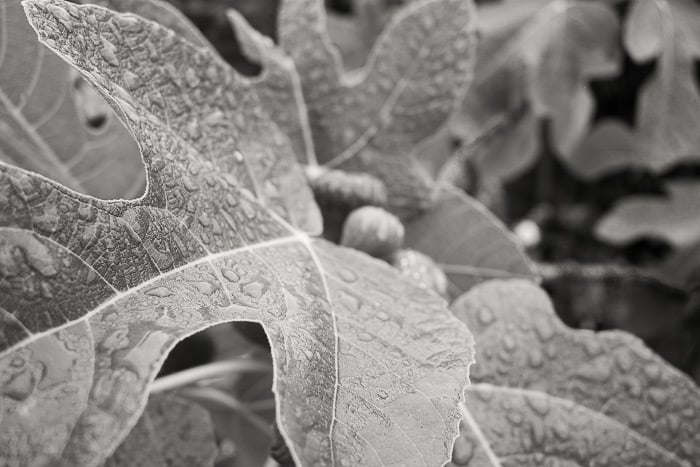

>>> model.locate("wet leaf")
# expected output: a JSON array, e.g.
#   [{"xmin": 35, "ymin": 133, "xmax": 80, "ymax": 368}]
[
  {"xmin": 277, "ymin": 0, "xmax": 478, "ymax": 216},
  {"xmin": 0, "ymin": 0, "xmax": 143, "ymax": 199},
  {"xmin": 570, "ymin": 0, "xmax": 700, "ymax": 177},
  {"xmin": 89, "ymin": 0, "xmax": 315, "ymax": 165},
  {"xmin": 105, "ymin": 394, "xmax": 217, "ymax": 467},
  {"xmin": 0, "ymin": 1, "xmax": 475, "ymax": 466},
  {"xmin": 403, "ymin": 185, "xmax": 537, "ymax": 299},
  {"xmin": 456, "ymin": 0, "xmax": 620, "ymax": 184},
  {"xmin": 449, "ymin": 280, "xmax": 700, "ymax": 467}
]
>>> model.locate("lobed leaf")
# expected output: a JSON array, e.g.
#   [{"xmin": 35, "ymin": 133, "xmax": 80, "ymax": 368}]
[
  {"xmin": 455, "ymin": 0, "xmax": 620, "ymax": 184},
  {"xmin": 403, "ymin": 185, "xmax": 537, "ymax": 299},
  {"xmin": 450, "ymin": 280, "xmax": 700, "ymax": 466},
  {"xmin": 596, "ymin": 180, "xmax": 700, "ymax": 249},
  {"xmin": 88, "ymin": 0, "xmax": 315, "ymax": 166},
  {"xmin": 277, "ymin": 0, "xmax": 478, "ymax": 217},
  {"xmin": 0, "ymin": 0, "xmax": 142, "ymax": 199},
  {"xmin": 570, "ymin": 0, "xmax": 700, "ymax": 177},
  {"xmin": 104, "ymin": 394, "xmax": 217, "ymax": 467},
  {"xmin": 0, "ymin": 1, "xmax": 475, "ymax": 466}
]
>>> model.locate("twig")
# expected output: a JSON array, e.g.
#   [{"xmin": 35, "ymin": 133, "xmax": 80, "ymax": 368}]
[
  {"xmin": 182, "ymin": 386, "xmax": 273, "ymax": 436},
  {"xmin": 150, "ymin": 359, "xmax": 271, "ymax": 394}
]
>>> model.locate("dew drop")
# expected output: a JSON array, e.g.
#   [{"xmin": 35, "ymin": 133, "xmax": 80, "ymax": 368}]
[
  {"xmin": 77, "ymin": 203, "xmax": 93, "ymax": 220},
  {"xmin": 627, "ymin": 410, "xmax": 643, "ymax": 427},
  {"xmin": 643, "ymin": 363, "xmax": 661, "ymax": 381},
  {"xmin": 184, "ymin": 68, "xmax": 199, "ymax": 87},
  {"xmin": 357, "ymin": 332, "xmax": 373, "ymax": 342},
  {"xmin": 99, "ymin": 37, "xmax": 120, "ymax": 67},
  {"xmin": 615, "ymin": 351, "xmax": 633, "ymax": 372},
  {"xmin": 506, "ymin": 411, "xmax": 523, "ymax": 426},
  {"xmin": 222, "ymin": 269, "xmax": 240, "ymax": 283},
  {"xmin": 198, "ymin": 214, "xmax": 211, "ymax": 227},
  {"xmin": 525, "ymin": 394, "xmax": 549, "ymax": 416},
  {"xmin": 144, "ymin": 286, "xmax": 173, "ymax": 298},
  {"xmin": 529, "ymin": 421, "xmax": 545, "ymax": 445},
  {"xmin": 476, "ymin": 306, "xmax": 495, "ymax": 326},
  {"xmin": 242, "ymin": 282, "xmax": 264, "ymax": 299},
  {"xmin": 534, "ymin": 319, "xmax": 554, "ymax": 341},
  {"xmin": 182, "ymin": 177, "xmax": 199, "ymax": 192},
  {"xmin": 648, "ymin": 388, "xmax": 667, "ymax": 406},
  {"xmin": 583, "ymin": 339, "xmax": 603, "ymax": 357},
  {"xmin": 192, "ymin": 281, "xmax": 216, "ymax": 296},
  {"xmin": 47, "ymin": 4, "xmax": 72, "ymax": 31},
  {"xmin": 502, "ymin": 334, "xmax": 516, "ymax": 352},
  {"xmin": 40, "ymin": 282, "xmax": 54, "ymax": 299},
  {"xmin": 234, "ymin": 150, "xmax": 244, "ymax": 163},
  {"xmin": 667, "ymin": 414, "xmax": 681, "ymax": 433},
  {"xmin": 338, "ymin": 268, "xmax": 358, "ymax": 283},
  {"xmin": 123, "ymin": 70, "xmax": 140, "ymax": 91},
  {"xmin": 376, "ymin": 311, "xmax": 389, "ymax": 321},
  {"xmin": 451, "ymin": 436, "xmax": 474, "ymax": 465},
  {"xmin": 552, "ymin": 420, "xmax": 570, "ymax": 440},
  {"xmin": 527, "ymin": 349, "xmax": 544, "ymax": 368}
]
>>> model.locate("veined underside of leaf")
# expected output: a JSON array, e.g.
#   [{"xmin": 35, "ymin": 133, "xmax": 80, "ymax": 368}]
[
  {"xmin": 453, "ymin": 0, "xmax": 620, "ymax": 185},
  {"xmin": 0, "ymin": 1, "xmax": 475, "ymax": 466},
  {"xmin": 277, "ymin": 0, "xmax": 478, "ymax": 217},
  {"xmin": 404, "ymin": 185, "xmax": 537, "ymax": 299},
  {"xmin": 104, "ymin": 394, "xmax": 217, "ymax": 467},
  {"xmin": 0, "ymin": 0, "xmax": 143, "ymax": 199},
  {"xmin": 449, "ymin": 280, "xmax": 700, "ymax": 466},
  {"xmin": 570, "ymin": 0, "xmax": 700, "ymax": 177}
]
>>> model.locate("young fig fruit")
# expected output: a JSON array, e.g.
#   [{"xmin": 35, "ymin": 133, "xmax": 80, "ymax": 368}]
[
  {"xmin": 305, "ymin": 165, "xmax": 388, "ymax": 209},
  {"xmin": 340, "ymin": 206, "xmax": 404, "ymax": 259},
  {"xmin": 391, "ymin": 249, "xmax": 449, "ymax": 299}
]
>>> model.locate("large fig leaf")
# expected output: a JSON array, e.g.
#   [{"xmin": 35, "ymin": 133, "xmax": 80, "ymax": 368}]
[
  {"xmin": 596, "ymin": 181, "xmax": 700, "ymax": 249},
  {"xmin": 0, "ymin": 1, "xmax": 475, "ymax": 466},
  {"xmin": 454, "ymin": 0, "xmax": 620, "ymax": 185},
  {"xmin": 0, "ymin": 0, "xmax": 142, "ymax": 199},
  {"xmin": 449, "ymin": 280, "xmax": 700, "ymax": 466},
  {"xmin": 570, "ymin": 0, "xmax": 700, "ymax": 177},
  {"xmin": 404, "ymin": 185, "xmax": 537, "ymax": 298},
  {"xmin": 105, "ymin": 394, "xmax": 217, "ymax": 467},
  {"xmin": 88, "ymin": 0, "xmax": 315, "ymax": 165},
  {"xmin": 277, "ymin": 0, "xmax": 478, "ymax": 216}
]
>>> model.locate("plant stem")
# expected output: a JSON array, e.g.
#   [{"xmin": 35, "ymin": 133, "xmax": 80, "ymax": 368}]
[
  {"xmin": 182, "ymin": 386, "xmax": 273, "ymax": 436},
  {"xmin": 246, "ymin": 398, "xmax": 277, "ymax": 411},
  {"xmin": 150, "ymin": 359, "xmax": 271, "ymax": 394}
]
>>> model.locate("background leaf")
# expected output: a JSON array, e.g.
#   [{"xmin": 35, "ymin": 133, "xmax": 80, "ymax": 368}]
[
  {"xmin": 455, "ymin": 0, "xmax": 620, "ymax": 185},
  {"xmin": 105, "ymin": 394, "xmax": 217, "ymax": 467},
  {"xmin": 449, "ymin": 279, "xmax": 700, "ymax": 466},
  {"xmin": 278, "ymin": 0, "xmax": 478, "ymax": 217},
  {"xmin": 0, "ymin": 1, "xmax": 475, "ymax": 465},
  {"xmin": 596, "ymin": 181, "xmax": 700, "ymax": 249},
  {"xmin": 569, "ymin": 0, "xmax": 700, "ymax": 177},
  {"xmin": 0, "ymin": 0, "xmax": 143, "ymax": 199},
  {"xmin": 403, "ymin": 185, "xmax": 537, "ymax": 298}
]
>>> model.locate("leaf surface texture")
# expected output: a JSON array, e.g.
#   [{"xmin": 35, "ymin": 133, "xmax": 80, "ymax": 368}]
[
  {"xmin": 0, "ymin": 2, "xmax": 475, "ymax": 465},
  {"xmin": 449, "ymin": 280, "xmax": 700, "ymax": 466}
]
